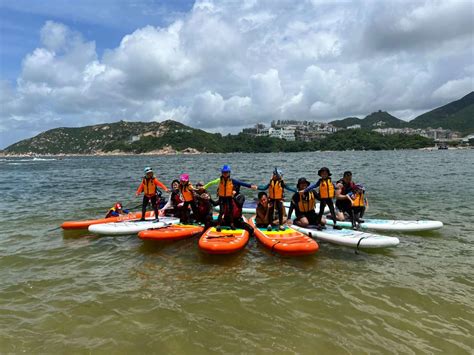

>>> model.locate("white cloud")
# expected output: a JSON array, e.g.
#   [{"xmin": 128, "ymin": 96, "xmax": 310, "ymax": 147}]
[
  {"xmin": 432, "ymin": 78, "xmax": 474, "ymax": 101},
  {"xmin": 1, "ymin": 0, "xmax": 473, "ymax": 148}
]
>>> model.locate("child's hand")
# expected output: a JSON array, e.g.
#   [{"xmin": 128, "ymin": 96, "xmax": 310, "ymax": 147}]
[{"xmin": 251, "ymin": 184, "xmax": 258, "ymax": 190}]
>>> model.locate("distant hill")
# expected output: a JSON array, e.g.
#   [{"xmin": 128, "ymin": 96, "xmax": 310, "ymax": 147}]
[
  {"xmin": 331, "ymin": 111, "xmax": 408, "ymax": 129},
  {"xmin": 5, "ymin": 120, "xmax": 217, "ymax": 154},
  {"xmin": 4, "ymin": 118, "xmax": 433, "ymax": 154},
  {"xmin": 409, "ymin": 91, "xmax": 474, "ymax": 134}
]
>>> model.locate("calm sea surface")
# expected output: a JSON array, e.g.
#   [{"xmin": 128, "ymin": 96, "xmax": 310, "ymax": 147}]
[{"xmin": 0, "ymin": 150, "xmax": 473, "ymax": 353}]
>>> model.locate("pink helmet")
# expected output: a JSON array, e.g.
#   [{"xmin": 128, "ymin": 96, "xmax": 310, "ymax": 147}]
[{"xmin": 180, "ymin": 173, "xmax": 189, "ymax": 182}]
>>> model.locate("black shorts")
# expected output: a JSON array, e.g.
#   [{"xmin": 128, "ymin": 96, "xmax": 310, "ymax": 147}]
[
  {"xmin": 296, "ymin": 210, "xmax": 319, "ymax": 225},
  {"xmin": 336, "ymin": 199, "xmax": 352, "ymax": 213}
]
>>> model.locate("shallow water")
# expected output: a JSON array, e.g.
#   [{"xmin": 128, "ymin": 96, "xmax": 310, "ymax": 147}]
[{"xmin": 0, "ymin": 151, "xmax": 473, "ymax": 353}]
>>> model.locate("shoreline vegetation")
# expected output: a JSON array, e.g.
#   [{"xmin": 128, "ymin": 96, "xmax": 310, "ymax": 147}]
[{"xmin": 1, "ymin": 144, "xmax": 471, "ymax": 158}]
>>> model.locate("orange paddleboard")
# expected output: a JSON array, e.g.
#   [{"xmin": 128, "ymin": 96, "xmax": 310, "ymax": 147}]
[
  {"xmin": 249, "ymin": 217, "xmax": 319, "ymax": 256},
  {"xmin": 61, "ymin": 211, "xmax": 154, "ymax": 230},
  {"xmin": 138, "ymin": 223, "xmax": 204, "ymax": 241},
  {"xmin": 199, "ymin": 224, "xmax": 249, "ymax": 254}
]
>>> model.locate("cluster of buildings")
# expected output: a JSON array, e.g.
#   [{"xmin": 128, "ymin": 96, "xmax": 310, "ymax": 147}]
[
  {"xmin": 242, "ymin": 119, "xmax": 465, "ymax": 143},
  {"xmin": 372, "ymin": 127, "xmax": 462, "ymax": 142},
  {"xmin": 242, "ymin": 120, "xmax": 338, "ymax": 142}
]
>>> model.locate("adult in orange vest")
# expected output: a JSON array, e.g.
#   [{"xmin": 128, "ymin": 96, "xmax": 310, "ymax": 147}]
[
  {"xmin": 135, "ymin": 167, "xmax": 169, "ymax": 221},
  {"xmin": 303, "ymin": 167, "xmax": 341, "ymax": 230},
  {"xmin": 258, "ymin": 168, "xmax": 296, "ymax": 231}
]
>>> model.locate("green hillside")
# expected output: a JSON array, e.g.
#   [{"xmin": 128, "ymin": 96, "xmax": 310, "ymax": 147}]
[
  {"xmin": 331, "ymin": 111, "xmax": 408, "ymax": 129},
  {"xmin": 4, "ymin": 118, "xmax": 433, "ymax": 154},
  {"xmin": 409, "ymin": 92, "xmax": 474, "ymax": 134}
]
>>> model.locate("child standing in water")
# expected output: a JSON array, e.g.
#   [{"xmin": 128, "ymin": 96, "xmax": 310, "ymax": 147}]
[
  {"xmin": 304, "ymin": 167, "xmax": 341, "ymax": 230},
  {"xmin": 135, "ymin": 167, "xmax": 169, "ymax": 221}
]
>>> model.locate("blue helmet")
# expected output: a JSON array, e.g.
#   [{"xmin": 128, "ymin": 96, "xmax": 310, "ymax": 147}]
[
  {"xmin": 144, "ymin": 166, "xmax": 153, "ymax": 174},
  {"xmin": 273, "ymin": 167, "xmax": 283, "ymax": 177},
  {"xmin": 221, "ymin": 164, "xmax": 231, "ymax": 173}
]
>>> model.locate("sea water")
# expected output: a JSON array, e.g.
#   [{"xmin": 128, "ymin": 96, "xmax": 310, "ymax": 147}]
[{"xmin": 0, "ymin": 150, "xmax": 472, "ymax": 353}]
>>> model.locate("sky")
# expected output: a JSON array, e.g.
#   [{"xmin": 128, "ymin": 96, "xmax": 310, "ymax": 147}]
[{"xmin": 0, "ymin": 0, "xmax": 473, "ymax": 148}]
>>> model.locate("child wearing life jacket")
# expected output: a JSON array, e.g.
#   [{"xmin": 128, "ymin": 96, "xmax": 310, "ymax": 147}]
[
  {"xmin": 203, "ymin": 164, "xmax": 257, "ymax": 231},
  {"xmin": 335, "ymin": 170, "xmax": 358, "ymax": 228},
  {"xmin": 105, "ymin": 202, "xmax": 130, "ymax": 218},
  {"xmin": 178, "ymin": 173, "xmax": 199, "ymax": 223},
  {"xmin": 160, "ymin": 179, "xmax": 182, "ymax": 217},
  {"xmin": 194, "ymin": 181, "xmax": 218, "ymax": 228},
  {"xmin": 304, "ymin": 167, "xmax": 341, "ymax": 230},
  {"xmin": 348, "ymin": 184, "xmax": 367, "ymax": 228},
  {"xmin": 258, "ymin": 168, "xmax": 296, "ymax": 231},
  {"xmin": 288, "ymin": 177, "xmax": 323, "ymax": 227},
  {"xmin": 135, "ymin": 167, "xmax": 169, "ymax": 221}
]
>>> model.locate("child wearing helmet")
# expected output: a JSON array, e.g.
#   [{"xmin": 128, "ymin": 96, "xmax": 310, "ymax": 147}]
[
  {"xmin": 303, "ymin": 167, "xmax": 341, "ymax": 230},
  {"xmin": 178, "ymin": 173, "xmax": 199, "ymax": 223},
  {"xmin": 105, "ymin": 202, "xmax": 130, "ymax": 218},
  {"xmin": 203, "ymin": 164, "xmax": 257, "ymax": 231},
  {"xmin": 136, "ymin": 167, "xmax": 169, "ymax": 221},
  {"xmin": 257, "ymin": 168, "xmax": 295, "ymax": 231}
]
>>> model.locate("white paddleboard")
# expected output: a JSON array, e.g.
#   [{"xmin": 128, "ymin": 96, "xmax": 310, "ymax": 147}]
[
  {"xmin": 214, "ymin": 201, "xmax": 329, "ymax": 214},
  {"xmin": 88, "ymin": 217, "xmax": 180, "ymax": 235},
  {"xmin": 290, "ymin": 224, "xmax": 399, "ymax": 249},
  {"xmin": 325, "ymin": 219, "xmax": 443, "ymax": 232}
]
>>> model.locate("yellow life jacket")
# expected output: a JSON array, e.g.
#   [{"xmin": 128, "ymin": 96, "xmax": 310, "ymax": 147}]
[
  {"xmin": 298, "ymin": 191, "xmax": 316, "ymax": 213},
  {"xmin": 319, "ymin": 178, "xmax": 334, "ymax": 199},
  {"xmin": 142, "ymin": 178, "xmax": 157, "ymax": 196},
  {"xmin": 269, "ymin": 179, "xmax": 284, "ymax": 199},
  {"xmin": 352, "ymin": 192, "xmax": 365, "ymax": 207},
  {"xmin": 180, "ymin": 183, "xmax": 194, "ymax": 202},
  {"xmin": 218, "ymin": 177, "xmax": 234, "ymax": 197}
]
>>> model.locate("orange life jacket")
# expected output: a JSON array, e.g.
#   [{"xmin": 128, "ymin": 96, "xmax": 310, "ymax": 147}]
[
  {"xmin": 269, "ymin": 179, "xmax": 284, "ymax": 200},
  {"xmin": 319, "ymin": 178, "xmax": 334, "ymax": 199},
  {"xmin": 142, "ymin": 178, "xmax": 157, "ymax": 196},
  {"xmin": 180, "ymin": 183, "xmax": 194, "ymax": 202},
  {"xmin": 218, "ymin": 176, "xmax": 234, "ymax": 197},
  {"xmin": 352, "ymin": 192, "xmax": 365, "ymax": 207},
  {"xmin": 298, "ymin": 191, "xmax": 316, "ymax": 212}
]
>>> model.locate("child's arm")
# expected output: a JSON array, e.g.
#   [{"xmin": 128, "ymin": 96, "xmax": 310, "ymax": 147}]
[
  {"xmin": 154, "ymin": 178, "xmax": 169, "ymax": 192},
  {"xmin": 283, "ymin": 181, "xmax": 297, "ymax": 193},
  {"xmin": 135, "ymin": 181, "xmax": 144, "ymax": 196},
  {"xmin": 203, "ymin": 178, "xmax": 220, "ymax": 190},
  {"xmin": 232, "ymin": 179, "xmax": 257, "ymax": 190},
  {"xmin": 257, "ymin": 182, "xmax": 270, "ymax": 191}
]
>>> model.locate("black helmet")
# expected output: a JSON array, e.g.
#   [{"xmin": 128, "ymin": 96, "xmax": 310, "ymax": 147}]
[
  {"xmin": 318, "ymin": 167, "xmax": 331, "ymax": 176},
  {"xmin": 297, "ymin": 177, "xmax": 310, "ymax": 189}
]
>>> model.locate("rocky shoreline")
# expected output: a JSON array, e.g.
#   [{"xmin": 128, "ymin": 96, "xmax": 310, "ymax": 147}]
[{"xmin": 0, "ymin": 145, "xmax": 204, "ymax": 158}]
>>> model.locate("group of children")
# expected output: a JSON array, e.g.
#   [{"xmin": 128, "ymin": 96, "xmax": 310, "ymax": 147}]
[{"xmin": 108, "ymin": 164, "xmax": 367, "ymax": 231}]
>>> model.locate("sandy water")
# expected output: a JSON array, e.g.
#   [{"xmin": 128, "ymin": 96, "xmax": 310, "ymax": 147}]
[{"xmin": 0, "ymin": 150, "xmax": 472, "ymax": 353}]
